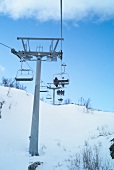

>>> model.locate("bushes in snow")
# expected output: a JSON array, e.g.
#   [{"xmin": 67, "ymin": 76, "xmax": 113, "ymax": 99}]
[
  {"xmin": 1, "ymin": 77, "xmax": 26, "ymax": 90},
  {"xmin": 78, "ymin": 97, "xmax": 91, "ymax": 109},
  {"xmin": 68, "ymin": 141, "xmax": 113, "ymax": 170}
]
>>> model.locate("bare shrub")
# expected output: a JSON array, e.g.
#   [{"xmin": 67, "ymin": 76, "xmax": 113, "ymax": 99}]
[
  {"xmin": 97, "ymin": 125, "xmax": 112, "ymax": 137},
  {"xmin": 84, "ymin": 98, "xmax": 91, "ymax": 109},
  {"xmin": 1, "ymin": 77, "xmax": 26, "ymax": 91},
  {"xmin": 68, "ymin": 153, "xmax": 81, "ymax": 170},
  {"xmin": 82, "ymin": 141, "xmax": 101, "ymax": 170},
  {"xmin": 78, "ymin": 97, "xmax": 91, "ymax": 109},
  {"xmin": 68, "ymin": 141, "xmax": 113, "ymax": 170},
  {"xmin": 64, "ymin": 98, "xmax": 71, "ymax": 104}
]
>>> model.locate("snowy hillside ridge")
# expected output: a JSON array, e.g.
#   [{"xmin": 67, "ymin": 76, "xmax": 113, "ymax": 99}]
[{"xmin": 0, "ymin": 85, "xmax": 114, "ymax": 170}]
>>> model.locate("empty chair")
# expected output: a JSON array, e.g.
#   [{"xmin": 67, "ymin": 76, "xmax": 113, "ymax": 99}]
[{"xmin": 15, "ymin": 69, "xmax": 33, "ymax": 81}]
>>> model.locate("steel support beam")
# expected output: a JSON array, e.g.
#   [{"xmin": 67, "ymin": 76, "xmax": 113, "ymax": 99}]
[{"xmin": 29, "ymin": 58, "xmax": 41, "ymax": 156}]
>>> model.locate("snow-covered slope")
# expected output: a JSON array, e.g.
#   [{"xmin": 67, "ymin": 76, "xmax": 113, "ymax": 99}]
[{"xmin": 0, "ymin": 86, "xmax": 114, "ymax": 170}]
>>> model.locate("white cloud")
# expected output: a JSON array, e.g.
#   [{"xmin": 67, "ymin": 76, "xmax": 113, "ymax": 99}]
[
  {"xmin": 0, "ymin": 0, "xmax": 114, "ymax": 21},
  {"xmin": 0, "ymin": 65, "xmax": 5, "ymax": 72}
]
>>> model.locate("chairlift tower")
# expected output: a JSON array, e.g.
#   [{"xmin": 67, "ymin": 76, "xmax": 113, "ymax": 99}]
[
  {"xmin": 11, "ymin": 0, "xmax": 64, "ymax": 156},
  {"xmin": 47, "ymin": 84, "xmax": 61, "ymax": 105},
  {"xmin": 11, "ymin": 37, "xmax": 63, "ymax": 156}
]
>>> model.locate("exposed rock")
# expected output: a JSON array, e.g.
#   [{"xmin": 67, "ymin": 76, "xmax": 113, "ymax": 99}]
[
  {"xmin": 0, "ymin": 101, "xmax": 4, "ymax": 118},
  {"xmin": 109, "ymin": 141, "xmax": 114, "ymax": 159},
  {"xmin": 110, "ymin": 138, "xmax": 114, "ymax": 142},
  {"xmin": 28, "ymin": 161, "xmax": 42, "ymax": 170}
]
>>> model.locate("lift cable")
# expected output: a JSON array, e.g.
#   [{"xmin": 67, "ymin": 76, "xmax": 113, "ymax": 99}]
[
  {"xmin": 0, "ymin": 42, "xmax": 12, "ymax": 49},
  {"xmin": 24, "ymin": 60, "xmax": 35, "ymax": 74},
  {"xmin": 60, "ymin": 0, "xmax": 63, "ymax": 73},
  {"xmin": 0, "ymin": 42, "xmax": 35, "ymax": 74},
  {"xmin": 60, "ymin": 0, "xmax": 62, "ymax": 51}
]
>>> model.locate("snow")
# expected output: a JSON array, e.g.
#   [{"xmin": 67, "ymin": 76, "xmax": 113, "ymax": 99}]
[{"xmin": 0, "ymin": 86, "xmax": 114, "ymax": 170}]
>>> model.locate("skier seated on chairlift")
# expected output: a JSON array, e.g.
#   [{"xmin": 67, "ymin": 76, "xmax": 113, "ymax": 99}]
[
  {"xmin": 54, "ymin": 76, "xmax": 67, "ymax": 87},
  {"xmin": 54, "ymin": 77, "xmax": 59, "ymax": 87}
]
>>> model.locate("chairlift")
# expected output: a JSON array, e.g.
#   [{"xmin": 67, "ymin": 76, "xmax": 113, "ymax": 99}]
[
  {"xmin": 15, "ymin": 69, "xmax": 34, "ymax": 81},
  {"xmin": 53, "ymin": 74, "xmax": 69, "ymax": 87},
  {"xmin": 46, "ymin": 93, "xmax": 52, "ymax": 100},
  {"xmin": 58, "ymin": 98, "xmax": 63, "ymax": 102},
  {"xmin": 40, "ymin": 81, "xmax": 48, "ymax": 93},
  {"xmin": 57, "ymin": 90, "xmax": 65, "ymax": 96},
  {"xmin": 53, "ymin": 63, "xmax": 69, "ymax": 87}
]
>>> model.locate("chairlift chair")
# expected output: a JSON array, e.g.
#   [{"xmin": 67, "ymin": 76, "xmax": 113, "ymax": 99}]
[
  {"xmin": 40, "ymin": 81, "xmax": 48, "ymax": 93},
  {"xmin": 40, "ymin": 90, "xmax": 48, "ymax": 93},
  {"xmin": 46, "ymin": 93, "xmax": 52, "ymax": 100},
  {"xmin": 58, "ymin": 98, "xmax": 63, "ymax": 102},
  {"xmin": 53, "ymin": 63, "xmax": 69, "ymax": 87},
  {"xmin": 15, "ymin": 69, "xmax": 34, "ymax": 81},
  {"xmin": 57, "ymin": 90, "xmax": 65, "ymax": 96},
  {"xmin": 53, "ymin": 73, "xmax": 69, "ymax": 87}
]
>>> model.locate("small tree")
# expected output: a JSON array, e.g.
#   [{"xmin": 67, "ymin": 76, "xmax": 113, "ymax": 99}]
[
  {"xmin": 84, "ymin": 98, "xmax": 91, "ymax": 109},
  {"xmin": 78, "ymin": 97, "xmax": 91, "ymax": 109},
  {"xmin": 79, "ymin": 97, "xmax": 85, "ymax": 106},
  {"xmin": 1, "ymin": 77, "xmax": 9, "ymax": 87},
  {"xmin": 64, "ymin": 98, "xmax": 71, "ymax": 104}
]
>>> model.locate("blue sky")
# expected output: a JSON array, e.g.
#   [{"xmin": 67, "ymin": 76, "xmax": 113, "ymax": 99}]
[{"xmin": 1, "ymin": 0, "xmax": 114, "ymax": 111}]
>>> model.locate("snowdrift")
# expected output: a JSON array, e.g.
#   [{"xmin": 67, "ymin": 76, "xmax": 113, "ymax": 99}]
[{"xmin": 0, "ymin": 86, "xmax": 114, "ymax": 170}]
